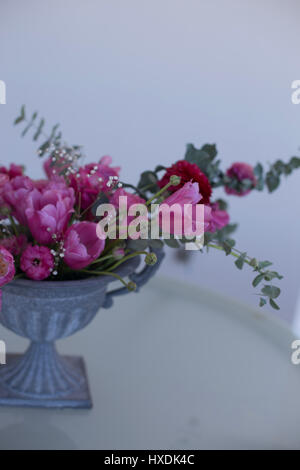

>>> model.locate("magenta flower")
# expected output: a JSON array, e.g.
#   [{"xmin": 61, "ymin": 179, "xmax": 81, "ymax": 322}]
[
  {"xmin": 109, "ymin": 188, "xmax": 147, "ymax": 238},
  {"xmin": 207, "ymin": 202, "xmax": 230, "ymax": 233},
  {"xmin": 69, "ymin": 156, "xmax": 120, "ymax": 210},
  {"xmin": 20, "ymin": 245, "xmax": 54, "ymax": 281},
  {"xmin": 0, "ymin": 234, "xmax": 27, "ymax": 256},
  {"xmin": 0, "ymin": 163, "xmax": 23, "ymax": 179},
  {"xmin": 0, "ymin": 246, "xmax": 15, "ymax": 310},
  {"xmin": 160, "ymin": 182, "xmax": 212, "ymax": 236},
  {"xmin": 0, "ymin": 173, "xmax": 10, "ymax": 219},
  {"xmin": 25, "ymin": 183, "xmax": 75, "ymax": 244},
  {"xmin": 225, "ymin": 162, "xmax": 256, "ymax": 196},
  {"xmin": 110, "ymin": 188, "xmax": 146, "ymax": 226},
  {"xmin": 0, "ymin": 247, "xmax": 15, "ymax": 287},
  {"xmin": 110, "ymin": 188, "xmax": 146, "ymax": 211},
  {"xmin": 63, "ymin": 222, "xmax": 105, "ymax": 270},
  {"xmin": 3, "ymin": 176, "xmax": 34, "ymax": 225}
]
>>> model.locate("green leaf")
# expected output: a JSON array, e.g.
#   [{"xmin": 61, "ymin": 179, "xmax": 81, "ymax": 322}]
[
  {"xmin": 261, "ymin": 285, "xmax": 281, "ymax": 299},
  {"xmin": 252, "ymin": 273, "xmax": 265, "ymax": 287},
  {"xmin": 137, "ymin": 171, "xmax": 159, "ymax": 193},
  {"xmin": 289, "ymin": 157, "xmax": 300, "ymax": 169},
  {"xmin": 38, "ymin": 140, "xmax": 51, "ymax": 157},
  {"xmin": 200, "ymin": 143, "xmax": 217, "ymax": 159},
  {"xmin": 33, "ymin": 118, "xmax": 45, "ymax": 141},
  {"xmin": 269, "ymin": 298, "xmax": 280, "ymax": 310},
  {"xmin": 257, "ymin": 260, "xmax": 273, "ymax": 270},
  {"xmin": 21, "ymin": 122, "xmax": 33, "ymax": 137},
  {"xmin": 14, "ymin": 105, "xmax": 26, "ymax": 125},
  {"xmin": 163, "ymin": 238, "xmax": 181, "ymax": 248},
  {"xmin": 222, "ymin": 239, "xmax": 235, "ymax": 255},
  {"xmin": 215, "ymin": 223, "xmax": 238, "ymax": 243},
  {"xmin": 154, "ymin": 165, "xmax": 166, "ymax": 173},
  {"xmin": 253, "ymin": 163, "xmax": 263, "ymax": 178},
  {"xmin": 185, "ymin": 144, "xmax": 211, "ymax": 169},
  {"xmin": 259, "ymin": 297, "xmax": 267, "ymax": 307},
  {"xmin": 266, "ymin": 171, "xmax": 280, "ymax": 192},
  {"xmin": 127, "ymin": 239, "xmax": 148, "ymax": 251},
  {"xmin": 49, "ymin": 123, "xmax": 60, "ymax": 141},
  {"xmin": 235, "ymin": 252, "xmax": 247, "ymax": 270},
  {"xmin": 148, "ymin": 239, "xmax": 164, "ymax": 250},
  {"xmin": 216, "ymin": 199, "xmax": 228, "ymax": 211}
]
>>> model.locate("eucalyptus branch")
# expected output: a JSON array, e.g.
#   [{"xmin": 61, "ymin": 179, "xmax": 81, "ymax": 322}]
[{"xmin": 207, "ymin": 242, "xmax": 283, "ymax": 310}]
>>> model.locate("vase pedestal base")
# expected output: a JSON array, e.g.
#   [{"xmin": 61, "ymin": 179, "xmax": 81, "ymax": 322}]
[{"xmin": 0, "ymin": 353, "xmax": 92, "ymax": 409}]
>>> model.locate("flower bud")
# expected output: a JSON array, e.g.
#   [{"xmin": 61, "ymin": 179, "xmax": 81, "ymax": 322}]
[
  {"xmin": 145, "ymin": 253, "xmax": 157, "ymax": 266},
  {"xmin": 169, "ymin": 175, "xmax": 181, "ymax": 186},
  {"xmin": 249, "ymin": 258, "xmax": 258, "ymax": 268},
  {"xmin": 127, "ymin": 281, "xmax": 137, "ymax": 292},
  {"xmin": 112, "ymin": 247, "xmax": 125, "ymax": 260}
]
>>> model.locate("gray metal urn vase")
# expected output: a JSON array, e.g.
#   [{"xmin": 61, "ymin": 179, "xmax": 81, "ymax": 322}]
[{"xmin": 0, "ymin": 249, "xmax": 164, "ymax": 409}]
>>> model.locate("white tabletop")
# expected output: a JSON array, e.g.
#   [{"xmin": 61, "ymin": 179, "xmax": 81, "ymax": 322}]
[{"xmin": 0, "ymin": 276, "xmax": 299, "ymax": 450}]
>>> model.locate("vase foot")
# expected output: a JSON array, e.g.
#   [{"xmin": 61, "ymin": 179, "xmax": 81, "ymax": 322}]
[{"xmin": 0, "ymin": 354, "xmax": 92, "ymax": 409}]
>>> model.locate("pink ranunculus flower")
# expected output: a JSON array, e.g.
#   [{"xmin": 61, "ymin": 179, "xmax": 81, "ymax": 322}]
[
  {"xmin": 69, "ymin": 156, "xmax": 121, "ymax": 210},
  {"xmin": 20, "ymin": 245, "xmax": 54, "ymax": 281},
  {"xmin": 3, "ymin": 176, "xmax": 35, "ymax": 225},
  {"xmin": 225, "ymin": 162, "xmax": 256, "ymax": 196},
  {"xmin": 207, "ymin": 202, "xmax": 230, "ymax": 233},
  {"xmin": 0, "ymin": 246, "xmax": 15, "ymax": 310},
  {"xmin": 25, "ymin": 182, "xmax": 75, "ymax": 244},
  {"xmin": 0, "ymin": 234, "xmax": 27, "ymax": 256},
  {"xmin": 0, "ymin": 247, "xmax": 15, "ymax": 287},
  {"xmin": 0, "ymin": 163, "xmax": 23, "ymax": 179},
  {"xmin": 160, "ymin": 182, "xmax": 212, "ymax": 237},
  {"xmin": 63, "ymin": 222, "xmax": 105, "ymax": 270}
]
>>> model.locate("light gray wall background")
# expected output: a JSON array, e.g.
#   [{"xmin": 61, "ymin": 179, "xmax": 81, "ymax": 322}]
[{"xmin": 0, "ymin": 0, "xmax": 299, "ymax": 321}]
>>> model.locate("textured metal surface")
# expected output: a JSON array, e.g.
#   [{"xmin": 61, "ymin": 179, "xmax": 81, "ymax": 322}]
[
  {"xmin": 0, "ymin": 250, "xmax": 164, "ymax": 408},
  {"xmin": 0, "ymin": 354, "xmax": 92, "ymax": 409}
]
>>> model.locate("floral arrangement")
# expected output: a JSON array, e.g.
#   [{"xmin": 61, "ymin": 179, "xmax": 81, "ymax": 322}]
[{"xmin": 0, "ymin": 106, "xmax": 299, "ymax": 311}]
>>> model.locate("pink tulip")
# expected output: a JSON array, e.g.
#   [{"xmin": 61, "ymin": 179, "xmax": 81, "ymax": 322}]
[
  {"xmin": 3, "ymin": 176, "xmax": 35, "ymax": 225},
  {"xmin": 63, "ymin": 222, "xmax": 105, "ymax": 270},
  {"xmin": 25, "ymin": 182, "xmax": 75, "ymax": 244},
  {"xmin": 160, "ymin": 182, "xmax": 212, "ymax": 237},
  {"xmin": 20, "ymin": 245, "xmax": 54, "ymax": 281}
]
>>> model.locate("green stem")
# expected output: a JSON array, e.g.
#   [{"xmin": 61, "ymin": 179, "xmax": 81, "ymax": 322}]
[
  {"xmin": 13, "ymin": 273, "xmax": 25, "ymax": 280},
  {"xmin": 105, "ymin": 250, "xmax": 148, "ymax": 272},
  {"xmin": 8, "ymin": 215, "xmax": 18, "ymax": 237},
  {"xmin": 145, "ymin": 181, "xmax": 172, "ymax": 206},
  {"xmin": 101, "ymin": 239, "xmax": 124, "ymax": 256},
  {"xmin": 80, "ymin": 269, "xmax": 128, "ymax": 287},
  {"xmin": 207, "ymin": 243, "xmax": 252, "ymax": 266},
  {"xmin": 90, "ymin": 254, "xmax": 115, "ymax": 265}
]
